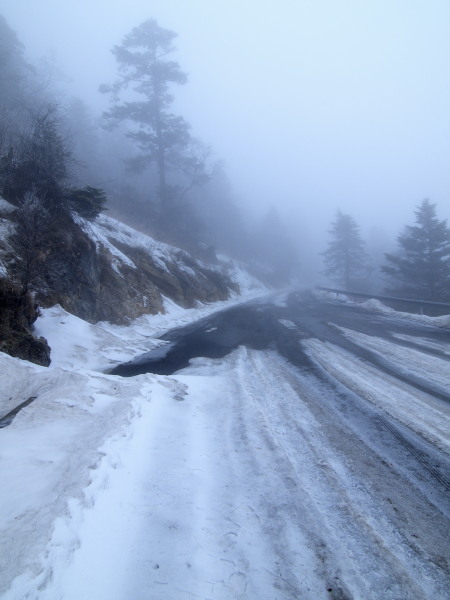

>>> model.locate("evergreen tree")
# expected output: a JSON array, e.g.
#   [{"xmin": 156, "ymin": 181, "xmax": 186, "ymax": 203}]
[
  {"xmin": 7, "ymin": 192, "xmax": 52, "ymax": 292},
  {"xmin": 0, "ymin": 105, "xmax": 71, "ymax": 208},
  {"xmin": 322, "ymin": 211, "xmax": 368, "ymax": 290},
  {"xmin": 253, "ymin": 207, "xmax": 298, "ymax": 284},
  {"xmin": 100, "ymin": 19, "xmax": 190, "ymax": 213},
  {"xmin": 0, "ymin": 16, "xmax": 33, "ymax": 116},
  {"xmin": 382, "ymin": 200, "xmax": 450, "ymax": 301}
]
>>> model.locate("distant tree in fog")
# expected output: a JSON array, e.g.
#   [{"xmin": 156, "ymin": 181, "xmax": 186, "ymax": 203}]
[
  {"xmin": 253, "ymin": 207, "xmax": 298, "ymax": 285},
  {"xmin": 7, "ymin": 192, "xmax": 51, "ymax": 292},
  {"xmin": 382, "ymin": 199, "xmax": 450, "ymax": 301},
  {"xmin": 0, "ymin": 15, "xmax": 33, "ymax": 118},
  {"xmin": 322, "ymin": 211, "xmax": 368, "ymax": 291},
  {"xmin": 100, "ymin": 19, "xmax": 191, "ymax": 215},
  {"xmin": 0, "ymin": 105, "xmax": 71, "ymax": 208}
]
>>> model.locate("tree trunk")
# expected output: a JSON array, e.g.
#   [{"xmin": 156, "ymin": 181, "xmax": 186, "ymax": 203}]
[{"xmin": 153, "ymin": 88, "xmax": 168, "ymax": 211}]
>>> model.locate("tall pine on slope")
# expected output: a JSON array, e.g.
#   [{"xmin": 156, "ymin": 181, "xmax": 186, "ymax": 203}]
[
  {"xmin": 100, "ymin": 19, "xmax": 190, "ymax": 214},
  {"xmin": 382, "ymin": 200, "xmax": 450, "ymax": 301},
  {"xmin": 322, "ymin": 211, "xmax": 368, "ymax": 291}
]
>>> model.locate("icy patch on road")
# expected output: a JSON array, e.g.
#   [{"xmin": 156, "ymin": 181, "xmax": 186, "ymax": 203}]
[
  {"xmin": 279, "ymin": 318, "xmax": 297, "ymax": 330},
  {"xmin": 392, "ymin": 333, "xmax": 450, "ymax": 356},
  {"xmin": 33, "ymin": 288, "xmax": 271, "ymax": 373},
  {"xmin": 304, "ymin": 338, "xmax": 450, "ymax": 454},
  {"xmin": 336, "ymin": 325, "xmax": 450, "ymax": 395}
]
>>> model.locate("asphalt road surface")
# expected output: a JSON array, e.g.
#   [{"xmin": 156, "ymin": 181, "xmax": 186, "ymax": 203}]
[{"xmin": 111, "ymin": 290, "xmax": 449, "ymax": 385}]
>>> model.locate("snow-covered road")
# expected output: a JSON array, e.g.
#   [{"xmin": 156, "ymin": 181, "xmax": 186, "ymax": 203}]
[{"xmin": 1, "ymin": 292, "xmax": 449, "ymax": 599}]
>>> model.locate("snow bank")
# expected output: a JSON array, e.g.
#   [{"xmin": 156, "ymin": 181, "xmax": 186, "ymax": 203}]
[
  {"xmin": 0, "ymin": 197, "xmax": 15, "ymax": 213},
  {"xmin": 316, "ymin": 289, "xmax": 450, "ymax": 328},
  {"xmin": 0, "ymin": 348, "xmax": 158, "ymax": 598},
  {"xmin": 2, "ymin": 285, "xmax": 450, "ymax": 598},
  {"xmin": 0, "ymin": 281, "xmax": 271, "ymax": 598},
  {"xmin": 359, "ymin": 298, "xmax": 450, "ymax": 328},
  {"xmin": 304, "ymin": 337, "xmax": 450, "ymax": 454}
]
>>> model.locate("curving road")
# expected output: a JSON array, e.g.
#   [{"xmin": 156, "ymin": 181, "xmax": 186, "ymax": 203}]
[{"xmin": 109, "ymin": 290, "xmax": 450, "ymax": 599}]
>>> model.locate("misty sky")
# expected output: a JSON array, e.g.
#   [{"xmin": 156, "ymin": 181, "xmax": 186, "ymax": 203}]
[{"xmin": 3, "ymin": 0, "xmax": 450, "ymax": 249}]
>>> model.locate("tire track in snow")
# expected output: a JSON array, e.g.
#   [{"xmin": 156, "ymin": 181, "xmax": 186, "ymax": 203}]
[{"xmin": 231, "ymin": 348, "xmax": 450, "ymax": 600}]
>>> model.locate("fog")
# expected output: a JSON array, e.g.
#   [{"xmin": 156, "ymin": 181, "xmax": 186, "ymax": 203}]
[{"xmin": 2, "ymin": 0, "xmax": 450, "ymax": 282}]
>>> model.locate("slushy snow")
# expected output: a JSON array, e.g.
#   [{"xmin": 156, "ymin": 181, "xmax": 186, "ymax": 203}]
[{"xmin": 1, "ymin": 292, "xmax": 449, "ymax": 599}]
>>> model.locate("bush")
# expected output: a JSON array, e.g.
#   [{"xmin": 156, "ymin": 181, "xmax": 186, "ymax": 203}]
[{"xmin": 67, "ymin": 186, "xmax": 107, "ymax": 220}]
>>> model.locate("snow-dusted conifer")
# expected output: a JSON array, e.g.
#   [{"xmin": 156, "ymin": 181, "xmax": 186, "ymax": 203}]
[{"xmin": 382, "ymin": 199, "xmax": 450, "ymax": 301}]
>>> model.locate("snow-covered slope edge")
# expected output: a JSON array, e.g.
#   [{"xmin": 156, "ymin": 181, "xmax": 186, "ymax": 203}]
[
  {"xmin": 1, "ymin": 196, "xmax": 266, "ymax": 325},
  {"xmin": 0, "ymin": 198, "xmax": 266, "ymax": 364},
  {"xmin": 0, "ymin": 284, "xmax": 272, "ymax": 598},
  {"xmin": 58, "ymin": 212, "xmax": 266, "ymax": 323}
]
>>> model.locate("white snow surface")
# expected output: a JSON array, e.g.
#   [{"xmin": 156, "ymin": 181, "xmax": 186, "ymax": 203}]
[
  {"xmin": 316, "ymin": 290, "xmax": 450, "ymax": 328},
  {"xmin": 0, "ymin": 198, "xmax": 15, "ymax": 213},
  {"xmin": 0, "ymin": 290, "xmax": 276, "ymax": 599},
  {"xmin": 73, "ymin": 213, "xmax": 268, "ymax": 295},
  {"xmin": 1, "ymin": 290, "xmax": 449, "ymax": 599}
]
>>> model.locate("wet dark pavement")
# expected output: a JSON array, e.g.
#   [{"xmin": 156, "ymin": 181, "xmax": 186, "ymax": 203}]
[{"xmin": 109, "ymin": 290, "xmax": 450, "ymax": 391}]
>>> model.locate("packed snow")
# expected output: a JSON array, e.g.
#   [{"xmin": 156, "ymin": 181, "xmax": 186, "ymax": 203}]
[
  {"xmin": 316, "ymin": 290, "xmax": 450, "ymax": 329},
  {"xmin": 304, "ymin": 336, "xmax": 450, "ymax": 454},
  {"xmin": 1, "ymin": 291, "xmax": 449, "ymax": 599}
]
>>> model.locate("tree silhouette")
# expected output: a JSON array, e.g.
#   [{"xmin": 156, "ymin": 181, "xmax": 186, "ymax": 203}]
[
  {"xmin": 382, "ymin": 200, "xmax": 450, "ymax": 301},
  {"xmin": 100, "ymin": 19, "xmax": 190, "ymax": 213},
  {"xmin": 322, "ymin": 211, "xmax": 368, "ymax": 290}
]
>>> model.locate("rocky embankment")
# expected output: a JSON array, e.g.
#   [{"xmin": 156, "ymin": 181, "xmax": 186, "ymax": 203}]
[
  {"xmin": 0, "ymin": 200, "xmax": 258, "ymax": 365},
  {"xmin": 0, "ymin": 278, "xmax": 51, "ymax": 366}
]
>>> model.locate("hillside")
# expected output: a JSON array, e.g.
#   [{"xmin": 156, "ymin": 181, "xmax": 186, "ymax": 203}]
[{"xmin": 0, "ymin": 198, "xmax": 265, "ymax": 365}]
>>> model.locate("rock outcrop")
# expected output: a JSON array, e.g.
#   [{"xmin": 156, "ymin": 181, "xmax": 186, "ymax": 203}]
[
  {"xmin": 35, "ymin": 212, "xmax": 239, "ymax": 324},
  {"xmin": 0, "ymin": 201, "xmax": 256, "ymax": 364},
  {"xmin": 0, "ymin": 279, "xmax": 51, "ymax": 366}
]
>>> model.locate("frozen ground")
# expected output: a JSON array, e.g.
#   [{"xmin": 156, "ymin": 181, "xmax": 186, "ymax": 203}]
[{"xmin": 0, "ymin": 291, "xmax": 449, "ymax": 599}]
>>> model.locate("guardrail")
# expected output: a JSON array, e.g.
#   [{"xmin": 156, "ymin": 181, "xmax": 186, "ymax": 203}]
[{"xmin": 316, "ymin": 286, "xmax": 450, "ymax": 316}]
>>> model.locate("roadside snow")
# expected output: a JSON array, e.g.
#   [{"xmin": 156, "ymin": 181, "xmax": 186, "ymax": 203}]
[
  {"xmin": 1, "ymin": 286, "xmax": 273, "ymax": 598},
  {"xmin": 304, "ymin": 337, "xmax": 450, "ymax": 454},
  {"xmin": 359, "ymin": 298, "xmax": 450, "ymax": 328},
  {"xmin": 0, "ymin": 349, "xmax": 156, "ymax": 598},
  {"xmin": 4, "ymin": 344, "xmax": 448, "ymax": 599},
  {"xmin": 392, "ymin": 333, "xmax": 450, "ymax": 355},
  {"xmin": 1, "ymin": 288, "xmax": 449, "ymax": 599},
  {"xmin": 316, "ymin": 290, "xmax": 450, "ymax": 328}
]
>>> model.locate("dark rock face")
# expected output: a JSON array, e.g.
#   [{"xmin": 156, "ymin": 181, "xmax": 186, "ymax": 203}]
[
  {"xmin": 0, "ymin": 279, "xmax": 51, "ymax": 366},
  {"xmin": 33, "ymin": 213, "xmax": 238, "ymax": 324},
  {"xmin": 1, "ymin": 206, "xmax": 240, "ymax": 365},
  {"xmin": 35, "ymin": 213, "xmax": 104, "ymax": 322}
]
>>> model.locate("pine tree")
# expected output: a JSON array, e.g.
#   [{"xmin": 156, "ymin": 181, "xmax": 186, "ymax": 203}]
[
  {"xmin": 100, "ymin": 19, "xmax": 190, "ymax": 213},
  {"xmin": 322, "ymin": 211, "xmax": 368, "ymax": 291},
  {"xmin": 0, "ymin": 16, "xmax": 32, "ymax": 116},
  {"xmin": 0, "ymin": 105, "xmax": 71, "ymax": 208},
  {"xmin": 382, "ymin": 200, "xmax": 450, "ymax": 301}
]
